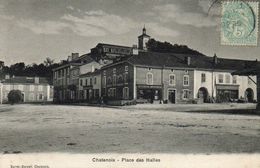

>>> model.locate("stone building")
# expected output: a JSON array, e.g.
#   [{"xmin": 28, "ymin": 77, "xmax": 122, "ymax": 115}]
[
  {"xmin": 0, "ymin": 75, "xmax": 53, "ymax": 103},
  {"xmin": 53, "ymin": 27, "xmax": 258, "ymax": 105}
]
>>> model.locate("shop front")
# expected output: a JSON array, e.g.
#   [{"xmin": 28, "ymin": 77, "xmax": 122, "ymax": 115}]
[
  {"xmin": 216, "ymin": 84, "xmax": 239, "ymax": 102},
  {"xmin": 136, "ymin": 84, "xmax": 162, "ymax": 103}
]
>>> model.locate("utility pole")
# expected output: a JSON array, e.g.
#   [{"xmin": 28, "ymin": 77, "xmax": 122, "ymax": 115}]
[{"xmin": 0, "ymin": 83, "xmax": 3, "ymax": 104}]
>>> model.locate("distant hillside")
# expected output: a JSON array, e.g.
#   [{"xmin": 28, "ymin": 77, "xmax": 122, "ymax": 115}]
[{"xmin": 147, "ymin": 38, "xmax": 204, "ymax": 55}]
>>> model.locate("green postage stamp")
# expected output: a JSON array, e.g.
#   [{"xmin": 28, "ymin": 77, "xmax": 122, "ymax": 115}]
[{"xmin": 221, "ymin": 1, "xmax": 259, "ymax": 46}]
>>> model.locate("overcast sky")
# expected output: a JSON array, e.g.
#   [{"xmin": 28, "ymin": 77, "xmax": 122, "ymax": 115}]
[{"xmin": 0, "ymin": 0, "xmax": 259, "ymax": 65}]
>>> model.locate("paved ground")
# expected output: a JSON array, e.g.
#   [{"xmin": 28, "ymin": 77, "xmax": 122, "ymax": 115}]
[{"xmin": 0, "ymin": 104, "xmax": 259, "ymax": 154}]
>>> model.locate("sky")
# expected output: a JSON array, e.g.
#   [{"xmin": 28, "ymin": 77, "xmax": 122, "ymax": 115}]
[{"xmin": 0, "ymin": 0, "xmax": 259, "ymax": 65}]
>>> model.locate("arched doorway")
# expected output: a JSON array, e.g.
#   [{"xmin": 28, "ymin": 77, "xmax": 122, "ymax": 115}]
[
  {"xmin": 198, "ymin": 87, "xmax": 208, "ymax": 103},
  {"xmin": 245, "ymin": 88, "xmax": 254, "ymax": 102}
]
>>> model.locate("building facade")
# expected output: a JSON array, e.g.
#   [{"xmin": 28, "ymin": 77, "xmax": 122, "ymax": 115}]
[
  {"xmin": 0, "ymin": 75, "xmax": 53, "ymax": 103},
  {"xmin": 53, "ymin": 27, "xmax": 258, "ymax": 105},
  {"xmin": 79, "ymin": 70, "xmax": 101, "ymax": 103}
]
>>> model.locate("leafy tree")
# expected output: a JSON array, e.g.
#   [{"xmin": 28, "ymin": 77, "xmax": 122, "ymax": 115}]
[
  {"xmin": 44, "ymin": 57, "xmax": 54, "ymax": 67},
  {"xmin": 147, "ymin": 38, "xmax": 204, "ymax": 55},
  {"xmin": 8, "ymin": 90, "xmax": 23, "ymax": 105}
]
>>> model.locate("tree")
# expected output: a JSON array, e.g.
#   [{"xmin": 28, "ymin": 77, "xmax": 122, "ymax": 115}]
[
  {"xmin": 8, "ymin": 90, "xmax": 23, "ymax": 105},
  {"xmin": 44, "ymin": 57, "xmax": 54, "ymax": 67},
  {"xmin": 146, "ymin": 38, "xmax": 204, "ymax": 55}
]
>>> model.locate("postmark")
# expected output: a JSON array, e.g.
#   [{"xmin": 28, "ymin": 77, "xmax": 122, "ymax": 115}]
[{"xmin": 221, "ymin": 1, "xmax": 259, "ymax": 46}]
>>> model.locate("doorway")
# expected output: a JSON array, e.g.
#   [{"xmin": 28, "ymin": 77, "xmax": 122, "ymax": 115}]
[
  {"xmin": 245, "ymin": 88, "xmax": 254, "ymax": 102},
  {"xmin": 198, "ymin": 87, "xmax": 208, "ymax": 103},
  {"xmin": 168, "ymin": 89, "xmax": 176, "ymax": 104}
]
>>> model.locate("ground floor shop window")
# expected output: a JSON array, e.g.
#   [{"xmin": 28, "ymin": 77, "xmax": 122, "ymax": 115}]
[
  {"xmin": 216, "ymin": 89, "xmax": 238, "ymax": 102},
  {"xmin": 137, "ymin": 88, "xmax": 161, "ymax": 103}
]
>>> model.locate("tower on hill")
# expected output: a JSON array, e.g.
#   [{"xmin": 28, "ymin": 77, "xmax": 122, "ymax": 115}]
[{"xmin": 138, "ymin": 25, "xmax": 150, "ymax": 51}]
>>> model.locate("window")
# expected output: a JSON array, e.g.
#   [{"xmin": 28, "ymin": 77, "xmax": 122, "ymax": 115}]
[
  {"xmin": 123, "ymin": 87, "xmax": 129, "ymax": 99},
  {"xmin": 117, "ymin": 75, "xmax": 123, "ymax": 83},
  {"xmin": 64, "ymin": 69, "xmax": 67, "ymax": 76},
  {"xmin": 5, "ymin": 85, "xmax": 10, "ymax": 91},
  {"xmin": 218, "ymin": 74, "xmax": 224, "ymax": 83},
  {"xmin": 146, "ymin": 73, "xmax": 153, "ymax": 85},
  {"xmin": 113, "ymin": 74, "xmax": 117, "ymax": 85},
  {"xmin": 14, "ymin": 85, "xmax": 18, "ymax": 90},
  {"xmin": 125, "ymin": 66, "xmax": 128, "ymax": 72},
  {"xmin": 80, "ymin": 79, "xmax": 83, "ymax": 86},
  {"xmin": 183, "ymin": 89, "xmax": 190, "ymax": 99},
  {"xmin": 169, "ymin": 74, "xmax": 175, "ymax": 86},
  {"xmin": 107, "ymin": 77, "xmax": 112, "ymax": 84},
  {"xmin": 232, "ymin": 75, "xmax": 237, "ymax": 84},
  {"xmin": 103, "ymin": 76, "xmax": 106, "ymax": 86},
  {"xmin": 94, "ymin": 77, "xmax": 97, "ymax": 84},
  {"xmin": 124, "ymin": 72, "xmax": 128, "ymax": 83},
  {"xmin": 183, "ymin": 75, "xmax": 189, "ymax": 86},
  {"xmin": 104, "ymin": 48, "xmax": 109, "ymax": 52},
  {"xmin": 38, "ymin": 94, "xmax": 43, "ymax": 100},
  {"xmin": 225, "ymin": 74, "xmax": 231, "ymax": 83},
  {"xmin": 248, "ymin": 77, "xmax": 252, "ymax": 85},
  {"xmin": 38, "ymin": 85, "xmax": 43, "ymax": 91},
  {"xmin": 29, "ymin": 93, "xmax": 35, "ymax": 101},
  {"xmin": 90, "ymin": 78, "xmax": 93, "ymax": 85},
  {"xmin": 148, "ymin": 67, "xmax": 152, "ymax": 71},
  {"xmin": 108, "ymin": 88, "xmax": 116, "ymax": 98},
  {"xmin": 29, "ymin": 85, "xmax": 34, "ymax": 91},
  {"xmin": 85, "ymin": 79, "xmax": 88, "ymax": 86},
  {"xmin": 18, "ymin": 85, "xmax": 23, "ymax": 91},
  {"xmin": 201, "ymin": 73, "xmax": 206, "ymax": 83}
]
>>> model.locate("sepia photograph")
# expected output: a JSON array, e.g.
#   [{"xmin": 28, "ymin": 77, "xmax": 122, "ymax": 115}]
[{"xmin": 0, "ymin": 0, "xmax": 259, "ymax": 167}]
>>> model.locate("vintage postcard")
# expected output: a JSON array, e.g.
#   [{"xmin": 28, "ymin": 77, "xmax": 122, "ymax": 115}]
[{"xmin": 0, "ymin": 0, "xmax": 259, "ymax": 168}]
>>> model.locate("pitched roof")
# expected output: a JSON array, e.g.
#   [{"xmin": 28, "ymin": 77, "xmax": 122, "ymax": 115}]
[
  {"xmin": 232, "ymin": 64, "xmax": 260, "ymax": 75},
  {"xmin": 127, "ymin": 51, "xmax": 257, "ymax": 71},
  {"xmin": 1, "ymin": 76, "xmax": 50, "ymax": 84},
  {"xmin": 79, "ymin": 69, "xmax": 101, "ymax": 77},
  {"xmin": 96, "ymin": 43, "xmax": 132, "ymax": 49}
]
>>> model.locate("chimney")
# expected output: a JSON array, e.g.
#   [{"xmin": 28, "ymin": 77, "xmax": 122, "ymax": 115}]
[
  {"xmin": 34, "ymin": 77, "xmax": 39, "ymax": 84},
  {"xmin": 71, "ymin": 53, "xmax": 79, "ymax": 60},
  {"xmin": 185, "ymin": 56, "xmax": 191, "ymax": 66},
  {"xmin": 132, "ymin": 45, "xmax": 139, "ymax": 55},
  {"xmin": 213, "ymin": 53, "xmax": 218, "ymax": 64},
  {"xmin": 67, "ymin": 56, "xmax": 72, "ymax": 62},
  {"xmin": 5, "ymin": 74, "xmax": 10, "ymax": 79}
]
